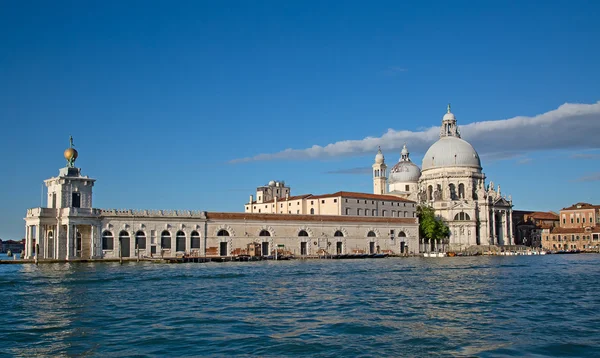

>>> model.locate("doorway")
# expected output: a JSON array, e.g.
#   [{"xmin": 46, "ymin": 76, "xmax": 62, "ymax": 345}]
[
  {"xmin": 219, "ymin": 242, "xmax": 228, "ymax": 256},
  {"xmin": 300, "ymin": 242, "xmax": 307, "ymax": 255}
]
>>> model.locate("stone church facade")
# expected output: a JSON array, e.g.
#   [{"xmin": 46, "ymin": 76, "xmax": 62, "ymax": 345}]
[{"xmin": 372, "ymin": 105, "xmax": 514, "ymax": 251}]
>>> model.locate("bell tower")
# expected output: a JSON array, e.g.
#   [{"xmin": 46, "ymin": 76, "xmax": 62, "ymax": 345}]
[
  {"xmin": 372, "ymin": 147, "xmax": 387, "ymax": 195},
  {"xmin": 45, "ymin": 136, "xmax": 95, "ymax": 209}
]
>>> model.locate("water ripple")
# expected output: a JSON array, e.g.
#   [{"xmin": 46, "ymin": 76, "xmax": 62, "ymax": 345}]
[{"xmin": 1, "ymin": 255, "xmax": 600, "ymax": 356}]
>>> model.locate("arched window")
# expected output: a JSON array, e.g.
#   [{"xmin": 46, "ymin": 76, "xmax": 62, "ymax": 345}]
[
  {"xmin": 298, "ymin": 230, "xmax": 309, "ymax": 237},
  {"xmin": 382, "ymin": 210, "xmax": 387, "ymax": 217},
  {"xmin": 334, "ymin": 231, "xmax": 344, "ymax": 237},
  {"xmin": 102, "ymin": 231, "xmax": 114, "ymax": 250},
  {"xmin": 453, "ymin": 212, "xmax": 471, "ymax": 221},
  {"xmin": 367, "ymin": 231, "xmax": 376, "ymax": 237},
  {"xmin": 135, "ymin": 231, "xmax": 146, "ymax": 250},
  {"xmin": 458, "ymin": 183, "xmax": 465, "ymax": 199},
  {"xmin": 427, "ymin": 185, "xmax": 433, "ymax": 201},
  {"xmin": 398, "ymin": 231, "xmax": 407, "ymax": 238},
  {"xmin": 176, "ymin": 231, "xmax": 186, "ymax": 252},
  {"xmin": 310, "ymin": 208, "xmax": 315, "ymax": 215},
  {"xmin": 161, "ymin": 230, "xmax": 171, "ymax": 249},
  {"xmin": 48, "ymin": 231, "xmax": 54, "ymax": 240},
  {"xmin": 259, "ymin": 230, "xmax": 271, "ymax": 237},
  {"xmin": 357, "ymin": 208, "xmax": 362, "ymax": 215},
  {"xmin": 345, "ymin": 208, "xmax": 350, "ymax": 215},
  {"xmin": 191, "ymin": 231, "xmax": 201, "ymax": 249},
  {"xmin": 217, "ymin": 229, "xmax": 229, "ymax": 236}
]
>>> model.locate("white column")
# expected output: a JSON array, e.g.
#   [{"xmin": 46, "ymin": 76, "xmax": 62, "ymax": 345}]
[
  {"xmin": 66, "ymin": 224, "xmax": 72, "ymax": 260},
  {"xmin": 90, "ymin": 225, "xmax": 95, "ymax": 259},
  {"xmin": 508, "ymin": 210, "xmax": 513, "ymax": 245},
  {"xmin": 501, "ymin": 211, "xmax": 507, "ymax": 246},
  {"xmin": 96, "ymin": 224, "xmax": 103, "ymax": 258},
  {"xmin": 492, "ymin": 210, "xmax": 496, "ymax": 245},
  {"xmin": 55, "ymin": 223, "xmax": 61, "ymax": 259},
  {"xmin": 185, "ymin": 230, "xmax": 191, "ymax": 254},
  {"xmin": 35, "ymin": 224, "xmax": 41, "ymax": 259}
]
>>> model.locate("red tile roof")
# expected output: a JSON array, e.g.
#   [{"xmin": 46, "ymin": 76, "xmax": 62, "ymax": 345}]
[
  {"xmin": 527, "ymin": 212, "xmax": 559, "ymax": 220},
  {"xmin": 561, "ymin": 202, "xmax": 600, "ymax": 210},
  {"xmin": 206, "ymin": 212, "xmax": 417, "ymax": 224}
]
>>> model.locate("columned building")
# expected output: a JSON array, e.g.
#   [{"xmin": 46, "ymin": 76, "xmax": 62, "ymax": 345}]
[{"xmin": 373, "ymin": 105, "xmax": 514, "ymax": 251}]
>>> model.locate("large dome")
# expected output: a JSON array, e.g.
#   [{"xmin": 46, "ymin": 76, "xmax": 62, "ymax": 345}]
[{"xmin": 422, "ymin": 136, "xmax": 481, "ymax": 171}]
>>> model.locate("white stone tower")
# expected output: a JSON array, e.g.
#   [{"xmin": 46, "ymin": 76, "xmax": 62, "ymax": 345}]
[
  {"xmin": 372, "ymin": 147, "xmax": 387, "ymax": 195},
  {"xmin": 45, "ymin": 136, "xmax": 95, "ymax": 209}
]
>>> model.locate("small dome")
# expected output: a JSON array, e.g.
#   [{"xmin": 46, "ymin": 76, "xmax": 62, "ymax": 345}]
[
  {"xmin": 374, "ymin": 147, "xmax": 384, "ymax": 164},
  {"xmin": 422, "ymin": 136, "xmax": 481, "ymax": 171},
  {"xmin": 389, "ymin": 161, "xmax": 421, "ymax": 183},
  {"xmin": 268, "ymin": 180, "xmax": 276, "ymax": 186},
  {"xmin": 443, "ymin": 112, "xmax": 455, "ymax": 121}
]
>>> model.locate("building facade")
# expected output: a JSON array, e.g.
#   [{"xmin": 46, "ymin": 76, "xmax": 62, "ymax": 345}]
[
  {"xmin": 23, "ymin": 139, "xmax": 419, "ymax": 261},
  {"xmin": 373, "ymin": 105, "xmax": 514, "ymax": 251},
  {"xmin": 542, "ymin": 203, "xmax": 600, "ymax": 251}
]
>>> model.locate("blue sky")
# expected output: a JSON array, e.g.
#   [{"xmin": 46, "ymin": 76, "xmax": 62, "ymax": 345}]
[{"xmin": 1, "ymin": 1, "xmax": 599, "ymax": 239}]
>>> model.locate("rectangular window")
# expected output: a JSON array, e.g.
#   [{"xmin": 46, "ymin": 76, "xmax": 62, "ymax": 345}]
[
  {"xmin": 151, "ymin": 230, "xmax": 156, "ymax": 244},
  {"xmin": 583, "ymin": 217, "xmax": 586, "ymax": 223},
  {"xmin": 345, "ymin": 199, "xmax": 348, "ymax": 203},
  {"xmin": 72, "ymin": 192, "xmax": 81, "ymax": 208},
  {"xmin": 321, "ymin": 200, "xmax": 325, "ymax": 204},
  {"xmin": 372, "ymin": 201, "xmax": 374, "ymax": 204},
  {"xmin": 405, "ymin": 184, "xmax": 410, "ymax": 191},
  {"xmin": 382, "ymin": 202, "xmax": 385, "ymax": 205},
  {"xmin": 311, "ymin": 201, "xmax": 314, "ymax": 205},
  {"xmin": 334, "ymin": 199, "xmax": 337, "ymax": 203},
  {"xmin": 571, "ymin": 218, "xmax": 574, "ymax": 224}
]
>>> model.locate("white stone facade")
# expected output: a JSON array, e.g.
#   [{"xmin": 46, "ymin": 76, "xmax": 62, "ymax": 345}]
[
  {"xmin": 374, "ymin": 105, "xmax": 514, "ymax": 251},
  {"xmin": 24, "ymin": 151, "xmax": 419, "ymax": 261}
]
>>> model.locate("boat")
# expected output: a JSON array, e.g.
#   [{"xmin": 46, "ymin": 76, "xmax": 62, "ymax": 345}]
[
  {"xmin": 6, "ymin": 250, "xmax": 12, "ymax": 257},
  {"xmin": 447, "ymin": 252, "xmax": 456, "ymax": 257}
]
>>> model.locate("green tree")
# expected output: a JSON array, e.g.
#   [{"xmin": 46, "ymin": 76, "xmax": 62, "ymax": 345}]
[{"xmin": 417, "ymin": 205, "xmax": 450, "ymax": 250}]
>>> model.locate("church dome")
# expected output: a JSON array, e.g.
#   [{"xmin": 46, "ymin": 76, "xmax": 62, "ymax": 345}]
[
  {"xmin": 421, "ymin": 136, "xmax": 481, "ymax": 171},
  {"xmin": 389, "ymin": 161, "xmax": 421, "ymax": 183},
  {"xmin": 421, "ymin": 105, "xmax": 481, "ymax": 171},
  {"xmin": 389, "ymin": 144, "xmax": 421, "ymax": 183}
]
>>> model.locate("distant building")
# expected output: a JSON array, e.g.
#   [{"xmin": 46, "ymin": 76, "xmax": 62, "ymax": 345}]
[
  {"xmin": 542, "ymin": 203, "xmax": 600, "ymax": 251},
  {"xmin": 0, "ymin": 239, "xmax": 25, "ymax": 253},
  {"xmin": 513, "ymin": 211, "xmax": 559, "ymax": 247},
  {"xmin": 244, "ymin": 182, "xmax": 417, "ymax": 218}
]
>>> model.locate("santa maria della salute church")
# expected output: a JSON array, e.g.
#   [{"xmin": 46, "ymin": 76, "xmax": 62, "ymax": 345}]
[
  {"xmin": 372, "ymin": 105, "xmax": 513, "ymax": 250},
  {"xmin": 23, "ymin": 105, "xmax": 513, "ymax": 261}
]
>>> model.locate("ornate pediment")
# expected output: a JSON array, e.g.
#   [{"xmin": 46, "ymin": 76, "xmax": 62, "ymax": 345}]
[
  {"xmin": 450, "ymin": 201, "xmax": 474, "ymax": 210},
  {"xmin": 493, "ymin": 197, "xmax": 511, "ymax": 207}
]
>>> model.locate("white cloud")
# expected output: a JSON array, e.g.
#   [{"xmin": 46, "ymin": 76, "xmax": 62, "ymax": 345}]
[
  {"xmin": 574, "ymin": 173, "xmax": 600, "ymax": 182},
  {"xmin": 229, "ymin": 101, "xmax": 600, "ymax": 164}
]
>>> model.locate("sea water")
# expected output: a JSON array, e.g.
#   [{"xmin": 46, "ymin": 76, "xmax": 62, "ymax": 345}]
[{"xmin": 1, "ymin": 255, "xmax": 599, "ymax": 357}]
